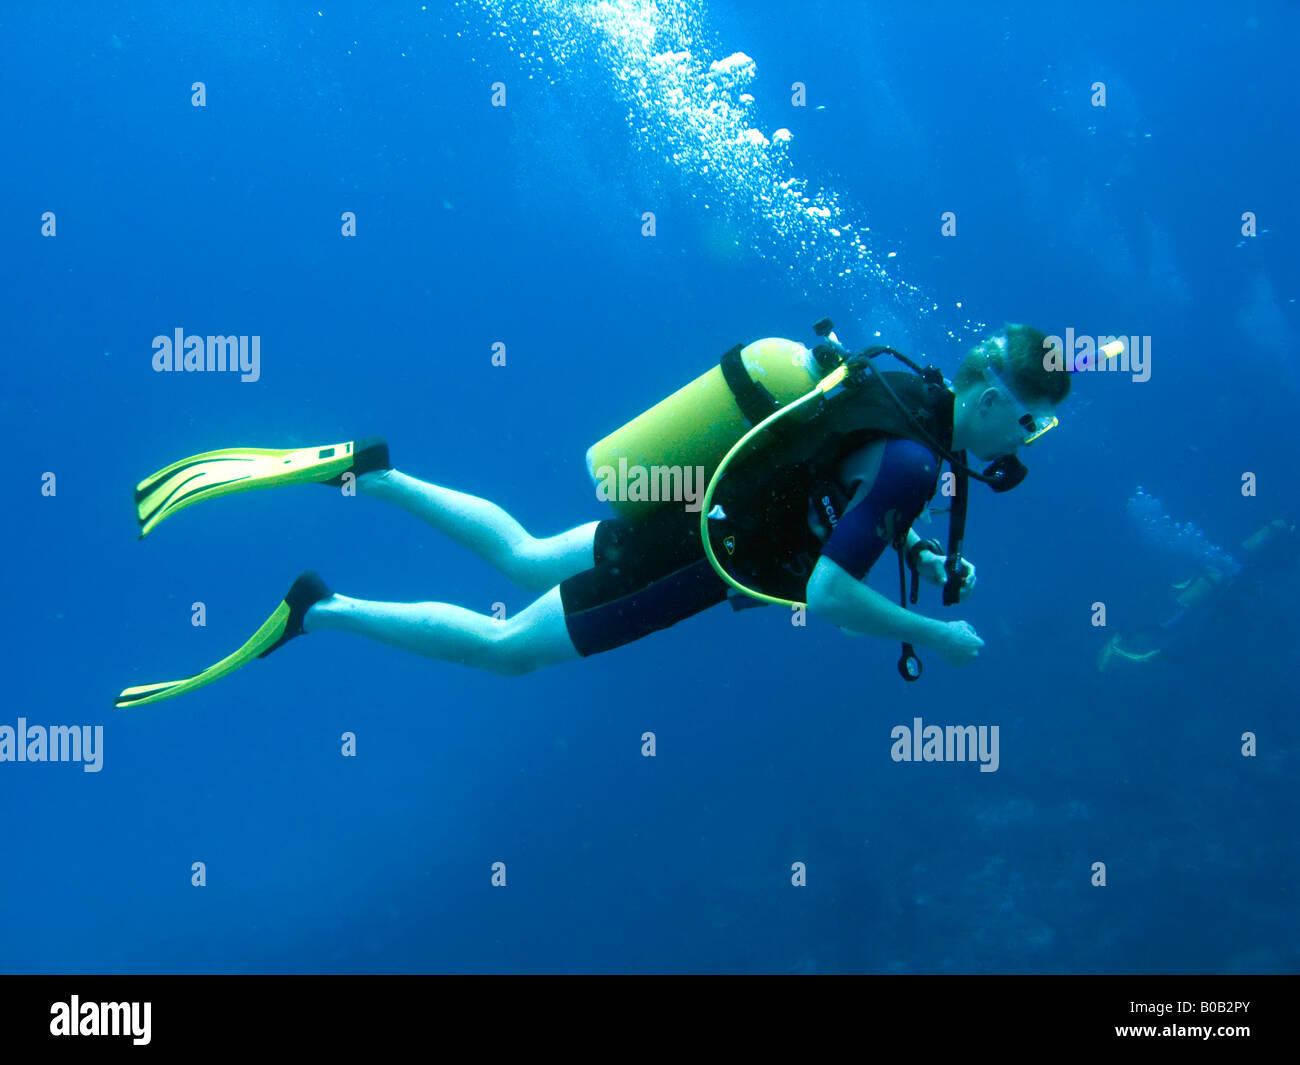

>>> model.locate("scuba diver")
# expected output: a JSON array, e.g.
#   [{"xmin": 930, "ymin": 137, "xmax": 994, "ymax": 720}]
[
  {"xmin": 1097, "ymin": 514, "xmax": 1298, "ymax": 673},
  {"xmin": 115, "ymin": 320, "xmax": 1071, "ymax": 708}
]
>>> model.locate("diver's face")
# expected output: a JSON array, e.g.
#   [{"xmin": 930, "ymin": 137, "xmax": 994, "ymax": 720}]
[{"xmin": 955, "ymin": 385, "xmax": 1056, "ymax": 461}]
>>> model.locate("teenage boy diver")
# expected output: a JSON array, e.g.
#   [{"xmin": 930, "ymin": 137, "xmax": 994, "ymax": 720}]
[{"xmin": 116, "ymin": 321, "xmax": 1069, "ymax": 708}]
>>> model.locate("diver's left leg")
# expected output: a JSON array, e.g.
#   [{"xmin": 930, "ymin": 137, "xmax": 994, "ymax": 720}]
[
  {"xmin": 358, "ymin": 469, "xmax": 597, "ymax": 592},
  {"xmin": 302, "ymin": 584, "xmax": 580, "ymax": 676}
]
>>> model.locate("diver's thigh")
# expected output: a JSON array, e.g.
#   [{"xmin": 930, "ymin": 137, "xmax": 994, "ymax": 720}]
[
  {"xmin": 521, "ymin": 520, "xmax": 601, "ymax": 588},
  {"xmin": 505, "ymin": 585, "xmax": 582, "ymax": 670}
]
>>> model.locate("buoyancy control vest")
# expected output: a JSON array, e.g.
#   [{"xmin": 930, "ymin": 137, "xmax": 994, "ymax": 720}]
[
  {"xmin": 706, "ymin": 370, "xmax": 954, "ymax": 605},
  {"xmin": 585, "ymin": 319, "xmax": 1027, "ymax": 680}
]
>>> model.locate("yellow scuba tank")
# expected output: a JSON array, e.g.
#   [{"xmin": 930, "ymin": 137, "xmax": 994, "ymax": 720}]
[{"xmin": 586, "ymin": 337, "xmax": 826, "ymax": 518}]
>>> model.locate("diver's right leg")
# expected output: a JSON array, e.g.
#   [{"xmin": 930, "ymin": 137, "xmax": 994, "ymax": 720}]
[
  {"xmin": 303, "ymin": 584, "xmax": 580, "ymax": 676},
  {"xmin": 287, "ymin": 500, "xmax": 731, "ymax": 678},
  {"xmin": 357, "ymin": 469, "xmax": 597, "ymax": 592}
]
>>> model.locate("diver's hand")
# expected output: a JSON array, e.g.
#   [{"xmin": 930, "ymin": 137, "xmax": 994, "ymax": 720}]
[
  {"xmin": 930, "ymin": 620, "xmax": 985, "ymax": 666},
  {"xmin": 919, "ymin": 550, "xmax": 977, "ymax": 600}
]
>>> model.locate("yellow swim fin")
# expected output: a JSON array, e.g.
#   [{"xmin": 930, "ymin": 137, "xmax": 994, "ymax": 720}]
[
  {"xmin": 133, "ymin": 437, "xmax": 388, "ymax": 538},
  {"xmin": 116, "ymin": 572, "xmax": 331, "ymax": 708}
]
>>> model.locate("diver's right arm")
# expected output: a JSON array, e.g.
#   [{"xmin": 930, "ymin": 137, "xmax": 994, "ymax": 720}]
[{"xmin": 805, "ymin": 556, "xmax": 984, "ymax": 666}]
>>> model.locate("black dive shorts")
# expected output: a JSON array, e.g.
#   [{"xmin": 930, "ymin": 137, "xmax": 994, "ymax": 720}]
[{"xmin": 559, "ymin": 504, "xmax": 731, "ymax": 657}]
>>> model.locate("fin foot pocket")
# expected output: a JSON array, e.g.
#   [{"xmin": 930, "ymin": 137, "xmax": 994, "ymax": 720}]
[
  {"xmin": 323, "ymin": 435, "xmax": 390, "ymax": 486},
  {"xmin": 258, "ymin": 571, "xmax": 332, "ymax": 658}
]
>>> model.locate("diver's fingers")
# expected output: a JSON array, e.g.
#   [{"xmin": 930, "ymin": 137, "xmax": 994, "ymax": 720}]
[{"xmin": 960, "ymin": 563, "xmax": 977, "ymax": 598}]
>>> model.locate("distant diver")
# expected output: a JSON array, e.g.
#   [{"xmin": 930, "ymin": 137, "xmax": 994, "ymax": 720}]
[
  {"xmin": 116, "ymin": 319, "xmax": 1077, "ymax": 708},
  {"xmin": 1097, "ymin": 516, "xmax": 1298, "ymax": 673}
]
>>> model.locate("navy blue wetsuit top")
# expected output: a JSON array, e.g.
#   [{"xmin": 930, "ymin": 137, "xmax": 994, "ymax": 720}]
[{"xmin": 818, "ymin": 436, "xmax": 939, "ymax": 580}]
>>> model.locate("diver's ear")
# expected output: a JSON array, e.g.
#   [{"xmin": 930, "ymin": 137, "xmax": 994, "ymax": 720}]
[{"xmin": 978, "ymin": 386, "xmax": 1000, "ymax": 412}]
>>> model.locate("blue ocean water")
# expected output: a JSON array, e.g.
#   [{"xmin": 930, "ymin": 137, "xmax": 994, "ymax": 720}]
[{"xmin": 1, "ymin": 1, "xmax": 1297, "ymax": 974}]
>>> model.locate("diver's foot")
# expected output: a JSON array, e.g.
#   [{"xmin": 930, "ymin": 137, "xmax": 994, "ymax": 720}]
[
  {"xmin": 258, "ymin": 571, "xmax": 333, "ymax": 658},
  {"xmin": 323, "ymin": 436, "xmax": 390, "ymax": 485}
]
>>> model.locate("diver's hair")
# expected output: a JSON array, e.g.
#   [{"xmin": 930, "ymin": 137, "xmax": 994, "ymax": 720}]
[{"xmin": 953, "ymin": 323, "xmax": 1070, "ymax": 406}]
